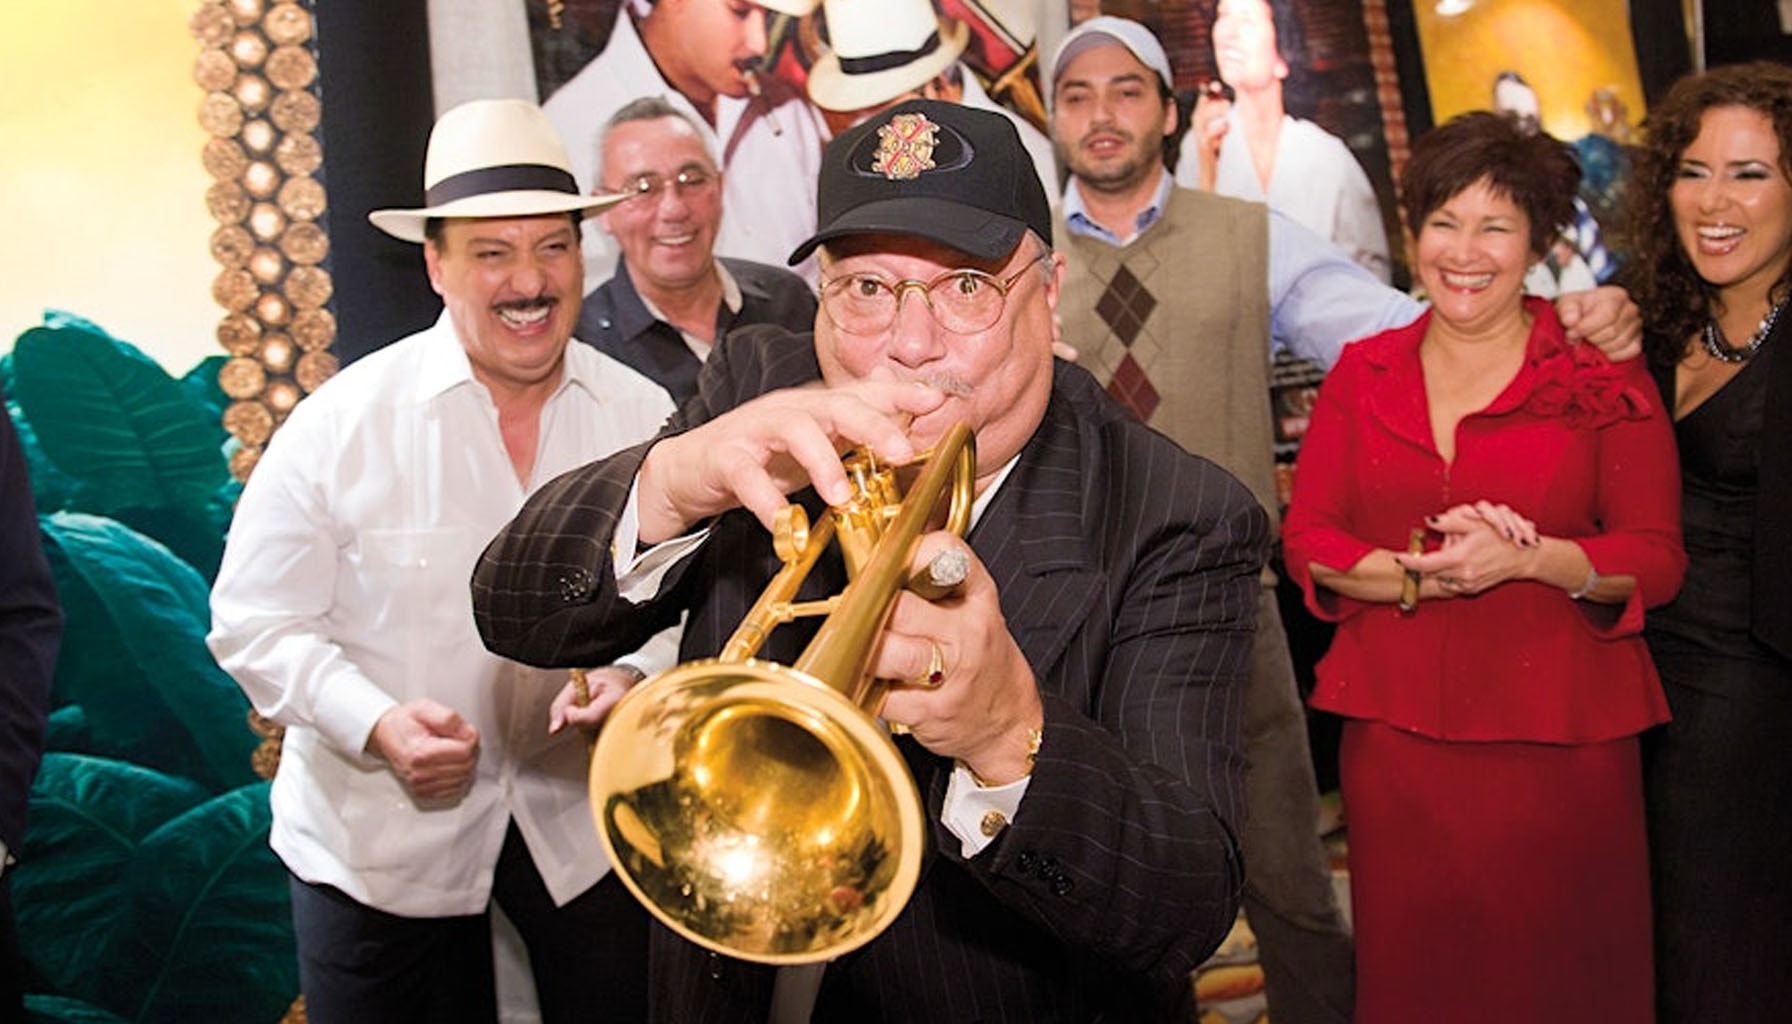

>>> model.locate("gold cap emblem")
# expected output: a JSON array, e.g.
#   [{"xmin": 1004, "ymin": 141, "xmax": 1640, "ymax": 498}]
[{"xmin": 870, "ymin": 113, "xmax": 939, "ymax": 181}]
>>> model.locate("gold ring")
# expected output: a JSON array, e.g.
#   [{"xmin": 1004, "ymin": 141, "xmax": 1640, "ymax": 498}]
[{"xmin": 915, "ymin": 641, "xmax": 947, "ymax": 689}]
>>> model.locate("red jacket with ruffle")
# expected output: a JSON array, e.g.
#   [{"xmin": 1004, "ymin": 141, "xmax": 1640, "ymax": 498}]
[{"xmin": 1284, "ymin": 298, "xmax": 1685, "ymax": 742}]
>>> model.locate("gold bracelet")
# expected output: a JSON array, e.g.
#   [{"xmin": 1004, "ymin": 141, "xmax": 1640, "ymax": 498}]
[{"xmin": 965, "ymin": 726, "xmax": 1043, "ymax": 788}]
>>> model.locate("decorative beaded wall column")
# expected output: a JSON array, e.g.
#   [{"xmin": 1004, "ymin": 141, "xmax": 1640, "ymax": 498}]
[
  {"xmin": 190, "ymin": 0, "xmax": 337, "ymax": 485},
  {"xmin": 1359, "ymin": 0, "xmax": 1412, "ymax": 234}
]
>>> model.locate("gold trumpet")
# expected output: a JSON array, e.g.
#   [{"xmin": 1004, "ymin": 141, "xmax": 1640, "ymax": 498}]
[{"xmin": 588, "ymin": 422, "xmax": 977, "ymax": 965}]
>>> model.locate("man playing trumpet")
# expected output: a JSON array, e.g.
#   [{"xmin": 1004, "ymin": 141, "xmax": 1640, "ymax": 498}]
[{"xmin": 473, "ymin": 99, "xmax": 1268, "ymax": 1022}]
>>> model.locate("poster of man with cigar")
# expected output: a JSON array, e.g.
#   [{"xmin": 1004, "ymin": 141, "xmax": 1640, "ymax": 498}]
[{"xmin": 534, "ymin": 0, "xmax": 832, "ymax": 287}]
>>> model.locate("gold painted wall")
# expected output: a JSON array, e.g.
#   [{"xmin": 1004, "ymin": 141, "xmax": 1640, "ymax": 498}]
[
  {"xmin": 1416, "ymin": 0, "xmax": 1646, "ymax": 142},
  {"xmin": 0, "ymin": 0, "xmax": 218, "ymax": 374}
]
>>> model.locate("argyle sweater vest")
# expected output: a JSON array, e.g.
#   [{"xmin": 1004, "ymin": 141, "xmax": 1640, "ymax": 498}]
[{"xmin": 1057, "ymin": 187, "xmax": 1277, "ymax": 520}]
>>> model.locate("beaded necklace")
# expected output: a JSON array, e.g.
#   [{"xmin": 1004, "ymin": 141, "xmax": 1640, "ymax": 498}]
[{"xmin": 1702, "ymin": 299, "xmax": 1787, "ymax": 363}]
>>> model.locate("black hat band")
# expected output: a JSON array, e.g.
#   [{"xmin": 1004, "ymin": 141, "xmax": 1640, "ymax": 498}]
[
  {"xmin": 838, "ymin": 30, "xmax": 942, "ymax": 76},
  {"xmin": 426, "ymin": 163, "xmax": 579, "ymax": 206}
]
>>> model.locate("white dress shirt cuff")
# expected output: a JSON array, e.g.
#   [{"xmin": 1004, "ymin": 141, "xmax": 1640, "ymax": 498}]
[
  {"xmin": 612, "ymin": 478, "xmax": 710, "ymax": 600},
  {"xmin": 943, "ymin": 764, "xmax": 1030, "ymax": 858},
  {"xmin": 315, "ymin": 673, "xmax": 401, "ymax": 766}
]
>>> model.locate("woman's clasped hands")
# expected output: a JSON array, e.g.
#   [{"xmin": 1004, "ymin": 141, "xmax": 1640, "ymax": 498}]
[{"xmin": 1395, "ymin": 500, "xmax": 1541, "ymax": 598}]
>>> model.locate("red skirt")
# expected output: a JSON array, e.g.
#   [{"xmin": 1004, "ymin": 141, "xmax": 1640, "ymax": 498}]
[{"xmin": 1340, "ymin": 720, "xmax": 1653, "ymax": 1023}]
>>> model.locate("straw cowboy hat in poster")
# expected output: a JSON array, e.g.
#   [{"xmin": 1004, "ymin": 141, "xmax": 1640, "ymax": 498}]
[{"xmin": 806, "ymin": 0, "xmax": 972, "ymax": 112}]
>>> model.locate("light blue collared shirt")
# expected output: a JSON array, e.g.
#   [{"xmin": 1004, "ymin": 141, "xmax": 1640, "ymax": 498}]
[
  {"xmin": 1062, "ymin": 169, "xmax": 1176, "ymax": 247},
  {"xmin": 1061, "ymin": 172, "xmax": 1423, "ymax": 371}
]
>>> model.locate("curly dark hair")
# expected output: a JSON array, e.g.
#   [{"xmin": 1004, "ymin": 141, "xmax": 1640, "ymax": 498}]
[
  {"xmin": 1400, "ymin": 110, "xmax": 1580, "ymax": 258},
  {"xmin": 1625, "ymin": 62, "xmax": 1792, "ymax": 367}
]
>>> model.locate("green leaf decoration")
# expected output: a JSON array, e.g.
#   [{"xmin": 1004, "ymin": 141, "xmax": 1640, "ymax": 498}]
[
  {"xmin": 117, "ymin": 783, "xmax": 299, "ymax": 1024},
  {"xmin": 105, "ymin": 504, "xmax": 228, "ymax": 583},
  {"xmin": 6, "ymin": 402, "xmax": 79, "ymax": 514},
  {"xmin": 40, "ymin": 309, "xmax": 115, "ymax": 335},
  {"xmin": 15, "ymin": 754, "xmax": 210, "ymax": 1010},
  {"xmin": 178, "ymin": 355, "xmax": 229, "ymax": 432},
  {"xmin": 42, "ymin": 704, "xmax": 92, "ymax": 753},
  {"xmin": 39, "ymin": 512, "xmax": 257, "ymax": 792},
  {"xmin": 24, "ymin": 994, "xmax": 134, "ymax": 1024},
  {"xmin": 10, "ymin": 315, "xmax": 227, "ymax": 511}
]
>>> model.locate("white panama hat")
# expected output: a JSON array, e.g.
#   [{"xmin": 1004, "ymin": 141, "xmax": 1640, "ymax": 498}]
[
  {"xmin": 368, "ymin": 98, "xmax": 625, "ymax": 244},
  {"xmin": 805, "ymin": 0, "xmax": 971, "ymax": 113}
]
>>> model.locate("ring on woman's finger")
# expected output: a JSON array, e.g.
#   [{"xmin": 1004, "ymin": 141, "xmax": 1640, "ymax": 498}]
[{"xmin": 912, "ymin": 640, "xmax": 947, "ymax": 689}]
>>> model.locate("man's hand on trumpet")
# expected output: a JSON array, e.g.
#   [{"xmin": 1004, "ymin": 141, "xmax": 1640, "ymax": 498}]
[
  {"xmin": 878, "ymin": 533, "xmax": 1046, "ymax": 788},
  {"xmin": 637, "ymin": 380, "xmax": 948, "ymax": 544}
]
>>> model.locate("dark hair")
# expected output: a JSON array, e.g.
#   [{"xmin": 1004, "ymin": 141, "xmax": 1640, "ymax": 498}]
[
  {"xmin": 1266, "ymin": 0, "xmax": 1307, "ymax": 70},
  {"xmin": 1275, "ymin": 0, "xmax": 1318, "ymax": 116},
  {"xmin": 1241, "ymin": 1, "xmax": 1312, "ymax": 116},
  {"xmin": 1625, "ymin": 61, "xmax": 1792, "ymax": 364},
  {"xmin": 423, "ymin": 212, "xmax": 583, "ymax": 246},
  {"xmin": 1400, "ymin": 110, "xmax": 1580, "ymax": 257}
]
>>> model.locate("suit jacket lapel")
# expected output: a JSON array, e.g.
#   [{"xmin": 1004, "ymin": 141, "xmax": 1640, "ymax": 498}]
[{"xmin": 970, "ymin": 384, "xmax": 1103, "ymax": 685}]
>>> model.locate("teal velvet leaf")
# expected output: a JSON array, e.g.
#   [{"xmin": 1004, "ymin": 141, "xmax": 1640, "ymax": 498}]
[
  {"xmin": 178, "ymin": 355, "xmax": 229, "ymax": 432},
  {"xmin": 14, "ymin": 754, "xmax": 210, "ymax": 1010},
  {"xmin": 40, "ymin": 309, "xmax": 116, "ymax": 335},
  {"xmin": 104, "ymin": 504, "xmax": 227, "ymax": 583},
  {"xmin": 39, "ymin": 512, "xmax": 257, "ymax": 792},
  {"xmin": 10, "ymin": 314, "xmax": 227, "ymax": 512},
  {"xmin": 6, "ymin": 402, "xmax": 79, "ymax": 514},
  {"xmin": 42, "ymin": 703, "xmax": 92, "ymax": 753},
  {"xmin": 116, "ymin": 783, "xmax": 298, "ymax": 1024},
  {"xmin": 24, "ymin": 994, "xmax": 134, "ymax": 1024}
]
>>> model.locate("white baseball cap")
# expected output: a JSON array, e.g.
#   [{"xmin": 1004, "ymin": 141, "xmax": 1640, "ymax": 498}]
[{"xmin": 1049, "ymin": 15, "xmax": 1173, "ymax": 90}]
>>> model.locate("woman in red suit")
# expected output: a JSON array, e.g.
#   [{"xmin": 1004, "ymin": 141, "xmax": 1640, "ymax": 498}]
[{"xmin": 1283, "ymin": 110, "xmax": 1685, "ymax": 1023}]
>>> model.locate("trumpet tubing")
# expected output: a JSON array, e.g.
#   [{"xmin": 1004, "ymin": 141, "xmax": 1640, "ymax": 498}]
[{"xmin": 588, "ymin": 423, "xmax": 976, "ymax": 965}]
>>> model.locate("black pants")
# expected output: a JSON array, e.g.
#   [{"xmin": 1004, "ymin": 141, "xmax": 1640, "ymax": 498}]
[
  {"xmin": 290, "ymin": 821, "xmax": 648, "ymax": 1024},
  {"xmin": 2, "ymin": 877, "xmax": 24, "ymax": 1021}
]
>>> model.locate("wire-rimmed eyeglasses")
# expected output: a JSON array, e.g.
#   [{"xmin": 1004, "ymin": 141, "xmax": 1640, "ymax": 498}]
[
  {"xmin": 818, "ymin": 253, "xmax": 1052, "ymax": 335},
  {"xmin": 610, "ymin": 164, "xmax": 718, "ymax": 204}
]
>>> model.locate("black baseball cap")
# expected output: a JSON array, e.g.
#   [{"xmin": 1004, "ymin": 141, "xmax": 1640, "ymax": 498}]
[{"xmin": 787, "ymin": 98, "xmax": 1054, "ymax": 266}]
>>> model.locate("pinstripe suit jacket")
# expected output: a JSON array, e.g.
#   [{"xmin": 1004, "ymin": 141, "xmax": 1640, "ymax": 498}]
[{"xmin": 473, "ymin": 326, "xmax": 1269, "ymax": 1022}]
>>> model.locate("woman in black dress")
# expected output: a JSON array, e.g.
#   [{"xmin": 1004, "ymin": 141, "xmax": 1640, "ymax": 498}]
[{"xmin": 1628, "ymin": 61, "xmax": 1792, "ymax": 1023}]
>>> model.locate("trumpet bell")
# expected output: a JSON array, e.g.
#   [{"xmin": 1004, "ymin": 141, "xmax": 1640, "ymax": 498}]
[{"xmin": 590, "ymin": 658, "xmax": 925, "ymax": 964}]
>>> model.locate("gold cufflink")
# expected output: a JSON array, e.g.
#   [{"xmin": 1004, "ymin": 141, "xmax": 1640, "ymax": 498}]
[{"xmin": 980, "ymin": 811, "xmax": 1008, "ymax": 837}]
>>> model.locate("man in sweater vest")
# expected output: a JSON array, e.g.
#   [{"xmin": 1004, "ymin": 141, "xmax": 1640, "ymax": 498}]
[{"xmin": 1044, "ymin": 17, "xmax": 1646, "ymax": 1024}]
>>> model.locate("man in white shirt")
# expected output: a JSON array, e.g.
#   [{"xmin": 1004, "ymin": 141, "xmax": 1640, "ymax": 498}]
[
  {"xmin": 207, "ymin": 99, "xmax": 675, "ymax": 1024},
  {"xmin": 544, "ymin": 0, "xmax": 831, "ymax": 289}
]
